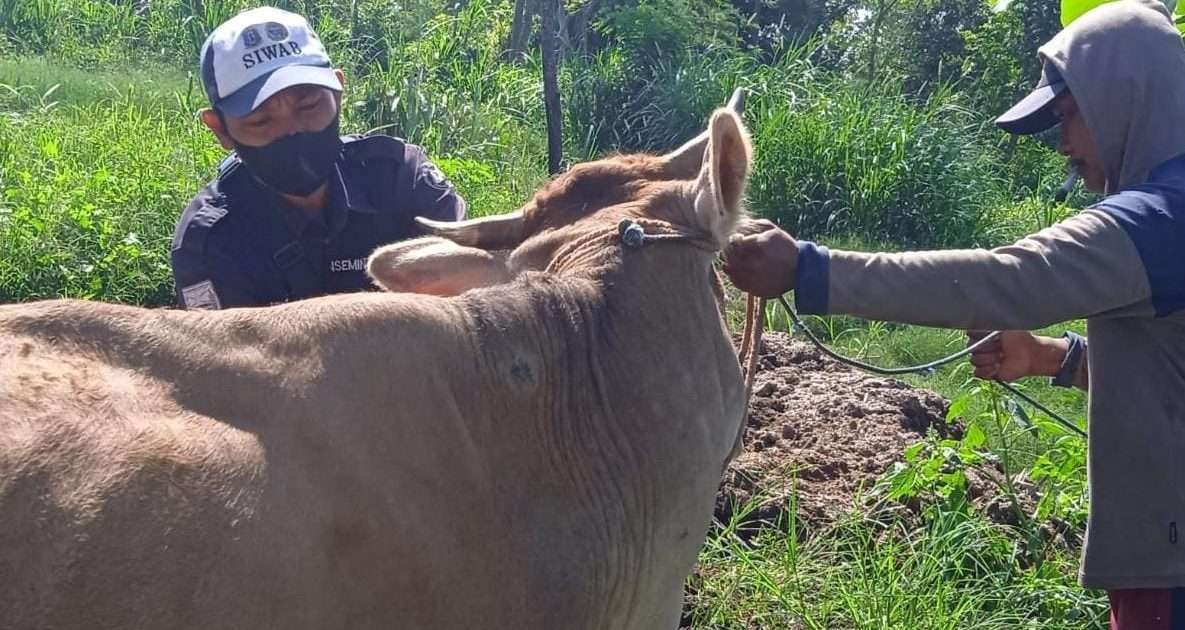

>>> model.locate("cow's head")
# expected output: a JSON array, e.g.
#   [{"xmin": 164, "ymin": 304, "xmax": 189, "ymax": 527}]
[{"xmin": 367, "ymin": 90, "xmax": 752, "ymax": 295}]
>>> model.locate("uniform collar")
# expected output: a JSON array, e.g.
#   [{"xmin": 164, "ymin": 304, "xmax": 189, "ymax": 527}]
[
  {"xmin": 268, "ymin": 161, "xmax": 375, "ymax": 240},
  {"xmin": 329, "ymin": 160, "xmax": 377, "ymax": 215}
]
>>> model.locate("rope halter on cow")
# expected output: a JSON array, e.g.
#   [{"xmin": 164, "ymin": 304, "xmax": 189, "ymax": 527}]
[
  {"xmin": 546, "ymin": 218, "xmax": 763, "ymax": 384},
  {"xmin": 543, "ymin": 217, "xmax": 719, "ymax": 275}
]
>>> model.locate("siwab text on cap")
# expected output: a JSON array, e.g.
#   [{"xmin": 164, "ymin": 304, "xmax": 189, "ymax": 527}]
[{"xmin": 243, "ymin": 41, "xmax": 303, "ymax": 69}]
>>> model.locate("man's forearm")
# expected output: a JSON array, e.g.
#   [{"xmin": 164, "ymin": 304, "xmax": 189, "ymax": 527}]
[
  {"xmin": 1033, "ymin": 335, "xmax": 1072, "ymax": 378},
  {"xmin": 793, "ymin": 210, "xmax": 1154, "ymax": 331}
]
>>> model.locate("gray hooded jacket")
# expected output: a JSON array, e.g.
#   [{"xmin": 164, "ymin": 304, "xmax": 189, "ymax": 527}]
[{"xmin": 792, "ymin": 0, "xmax": 1185, "ymax": 589}]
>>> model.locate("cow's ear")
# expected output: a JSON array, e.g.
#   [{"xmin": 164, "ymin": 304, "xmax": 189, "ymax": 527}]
[
  {"xmin": 692, "ymin": 108, "xmax": 752, "ymax": 244},
  {"xmin": 368, "ymin": 237, "xmax": 512, "ymax": 296}
]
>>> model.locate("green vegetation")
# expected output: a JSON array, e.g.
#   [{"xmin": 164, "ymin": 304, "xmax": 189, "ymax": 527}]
[
  {"xmin": 1, "ymin": 0, "xmax": 1103, "ymax": 626},
  {"xmin": 690, "ymin": 505, "xmax": 1100, "ymax": 628}
]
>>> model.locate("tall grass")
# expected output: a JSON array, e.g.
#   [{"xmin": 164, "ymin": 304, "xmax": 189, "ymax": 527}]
[
  {"xmin": 689, "ymin": 501, "xmax": 1105, "ymax": 628},
  {"xmin": 560, "ymin": 38, "xmax": 1070, "ymax": 248},
  {"xmin": 2, "ymin": 2, "xmax": 1074, "ymax": 251},
  {"xmin": 0, "ymin": 78, "xmax": 220, "ymax": 304},
  {"xmin": 348, "ymin": 0, "xmax": 550, "ymax": 192},
  {"xmin": 0, "ymin": 0, "xmax": 449, "ymax": 68},
  {"xmin": 747, "ymin": 76, "xmax": 1068, "ymax": 248}
]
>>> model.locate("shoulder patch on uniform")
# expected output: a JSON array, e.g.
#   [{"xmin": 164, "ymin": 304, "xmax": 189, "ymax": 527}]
[
  {"xmin": 419, "ymin": 161, "xmax": 451, "ymax": 189},
  {"xmin": 218, "ymin": 153, "xmax": 244, "ymax": 181},
  {"xmin": 181, "ymin": 280, "xmax": 222, "ymax": 310}
]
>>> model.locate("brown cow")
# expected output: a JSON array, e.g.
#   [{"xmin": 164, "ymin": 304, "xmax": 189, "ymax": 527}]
[{"xmin": 0, "ymin": 96, "xmax": 752, "ymax": 629}]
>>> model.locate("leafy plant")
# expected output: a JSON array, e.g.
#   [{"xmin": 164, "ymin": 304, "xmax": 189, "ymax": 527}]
[{"xmin": 879, "ymin": 381, "xmax": 1088, "ymax": 571}]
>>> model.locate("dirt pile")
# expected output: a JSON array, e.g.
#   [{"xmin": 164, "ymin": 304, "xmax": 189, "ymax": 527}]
[{"xmin": 717, "ymin": 332, "xmax": 959, "ymax": 531}]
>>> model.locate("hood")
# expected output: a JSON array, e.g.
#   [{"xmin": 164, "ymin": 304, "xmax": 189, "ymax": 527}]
[{"xmin": 1040, "ymin": 0, "xmax": 1185, "ymax": 193}]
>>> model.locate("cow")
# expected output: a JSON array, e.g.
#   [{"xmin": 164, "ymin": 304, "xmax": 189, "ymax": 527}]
[{"xmin": 0, "ymin": 95, "xmax": 753, "ymax": 629}]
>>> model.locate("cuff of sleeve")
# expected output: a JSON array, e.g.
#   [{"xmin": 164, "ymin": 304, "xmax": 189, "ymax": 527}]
[
  {"xmin": 795, "ymin": 241, "xmax": 830, "ymax": 314},
  {"xmin": 1050, "ymin": 331, "xmax": 1086, "ymax": 388}
]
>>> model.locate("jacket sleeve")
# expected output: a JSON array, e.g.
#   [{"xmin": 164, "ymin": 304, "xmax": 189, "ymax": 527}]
[
  {"xmin": 171, "ymin": 234, "xmax": 262, "ymax": 310},
  {"xmin": 404, "ymin": 146, "xmax": 467, "ymax": 222},
  {"xmin": 794, "ymin": 209, "xmax": 1155, "ymax": 330}
]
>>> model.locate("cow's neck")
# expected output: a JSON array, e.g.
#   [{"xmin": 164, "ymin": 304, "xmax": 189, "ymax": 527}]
[{"xmin": 456, "ymin": 243, "xmax": 743, "ymax": 627}]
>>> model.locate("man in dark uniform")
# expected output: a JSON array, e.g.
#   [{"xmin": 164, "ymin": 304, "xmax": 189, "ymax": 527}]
[{"xmin": 172, "ymin": 6, "xmax": 466, "ymax": 309}]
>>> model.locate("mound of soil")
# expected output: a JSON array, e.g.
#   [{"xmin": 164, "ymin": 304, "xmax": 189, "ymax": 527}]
[{"xmin": 717, "ymin": 332, "xmax": 960, "ymax": 531}]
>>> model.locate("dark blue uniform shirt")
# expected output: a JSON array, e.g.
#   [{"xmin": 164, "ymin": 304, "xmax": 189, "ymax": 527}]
[{"xmin": 171, "ymin": 134, "xmax": 466, "ymax": 309}]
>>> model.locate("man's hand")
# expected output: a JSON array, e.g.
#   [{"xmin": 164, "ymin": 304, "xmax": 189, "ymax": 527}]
[
  {"xmin": 967, "ymin": 330, "xmax": 1068, "ymax": 382},
  {"xmin": 722, "ymin": 219, "xmax": 798, "ymax": 298}
]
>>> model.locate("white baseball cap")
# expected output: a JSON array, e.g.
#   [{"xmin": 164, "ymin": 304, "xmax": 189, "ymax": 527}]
[{"xmin": 200, "ymin": 6, "xmax": 342, "ymax": 118}]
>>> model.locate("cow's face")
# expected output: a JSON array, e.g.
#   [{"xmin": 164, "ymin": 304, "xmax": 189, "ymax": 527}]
[{"xmin": 368, "ymin": 95, "xmax": 752, "ymax": 296}]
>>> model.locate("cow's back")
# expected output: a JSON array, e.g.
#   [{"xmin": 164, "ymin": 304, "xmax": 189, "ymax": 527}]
[
  {"xmin": 0, "ymin": 334, "xmax": 284, "ymax": 628},
  {"xmin": 0, "ymin": 296, "xmax": 537, "ymax": 629}
]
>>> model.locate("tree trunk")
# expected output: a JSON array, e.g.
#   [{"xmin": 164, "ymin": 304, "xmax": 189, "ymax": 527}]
[
  {"xmin": 866, "ymin": 0, "xmax": 903, "ymax": 82},
  {"xmin": 541, "ymin": 0, "xmax": 564, "ymax": 174},
  {"xmin": 505, "ymin": 0, "xmax": 535, "ymax": 59},
  {"xmin": 566, "ymin": 0, "xmax": 605, "ymax": 53}
]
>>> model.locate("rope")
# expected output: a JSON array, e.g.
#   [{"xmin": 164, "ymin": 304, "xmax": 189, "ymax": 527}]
[
  {"xmin": 545, "ymin": 218, "xmax": 716, "ymax": 275},
  {"xmin": 774, "ymin": 296, "xmax": 999, "ymax": 375},
  {"xmin": 739, "ymin": 294, "xmax": 767, "ymax": 402},
  {"xmin": 771, "ymin": 295, "xmax": 1088, "ymax": 439},
  {"xmin": 729, "ymin": 293, "xmax": 767, "ymax": 459},
  {"xmin": 600, "ymin": 218, "xmax": 1086, "ymax": 441},
  {"xmin": 994, "ymin": 380, "xmax": 1087, "ymax": 438}
]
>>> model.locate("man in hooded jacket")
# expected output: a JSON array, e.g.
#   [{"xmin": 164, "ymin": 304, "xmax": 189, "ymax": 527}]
[{"xmin": 724, "ymin": 0, "xmax": 1185, "ymax": 625}]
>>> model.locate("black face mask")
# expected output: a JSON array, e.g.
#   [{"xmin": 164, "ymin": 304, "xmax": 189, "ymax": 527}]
[{"xmin": 231, "ymin": 114, "xmax": 342, "ymax": 197}]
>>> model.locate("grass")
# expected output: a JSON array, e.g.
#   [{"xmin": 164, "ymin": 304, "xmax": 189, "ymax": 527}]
[
  {"xmin": 0, "ymin": 57, "xmax": 192, "ymax": 109},
  {"xmin": 688, "ymin": 503, "xmax": 1106, "ymax": 628},
  {"xmin": 0, "ymin": 63, "xmax": 219, "ymax": 304}
]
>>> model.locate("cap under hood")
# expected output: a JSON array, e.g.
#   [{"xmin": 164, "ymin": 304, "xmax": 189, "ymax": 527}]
[{"xmin": 1040, "ymin": 0, "xmax": 1185, "ymax": 193}]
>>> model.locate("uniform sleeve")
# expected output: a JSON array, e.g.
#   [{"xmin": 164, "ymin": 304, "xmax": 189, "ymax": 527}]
[
  {"xmin": 404, "ymin": 146, "xmax": 467, "ymax": 222},
  {"xmin": 794, "ymin": 209, "xmax": 1156, "ymax": 330},
  {"xmin": 171, "ymin": 213, "xmax": 263, "ymax": 310}
]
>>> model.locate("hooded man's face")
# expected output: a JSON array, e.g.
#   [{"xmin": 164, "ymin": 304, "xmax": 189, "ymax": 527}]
[{"xmin": 1054, "ymin": 92, "xmax": 1106, "ymax": 193}]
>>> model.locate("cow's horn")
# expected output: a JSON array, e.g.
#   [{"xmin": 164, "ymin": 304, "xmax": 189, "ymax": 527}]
[
  {"xmin": 726, "ymin": 87, "xmax": 746, "ymax": 114},
  {"xmin": 662, "ymin": 131, "xmax": 709, "ymax": 178},
  {"xmin": 415, "ymin": 211, "xmax": 526, "ymax": 250}
]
